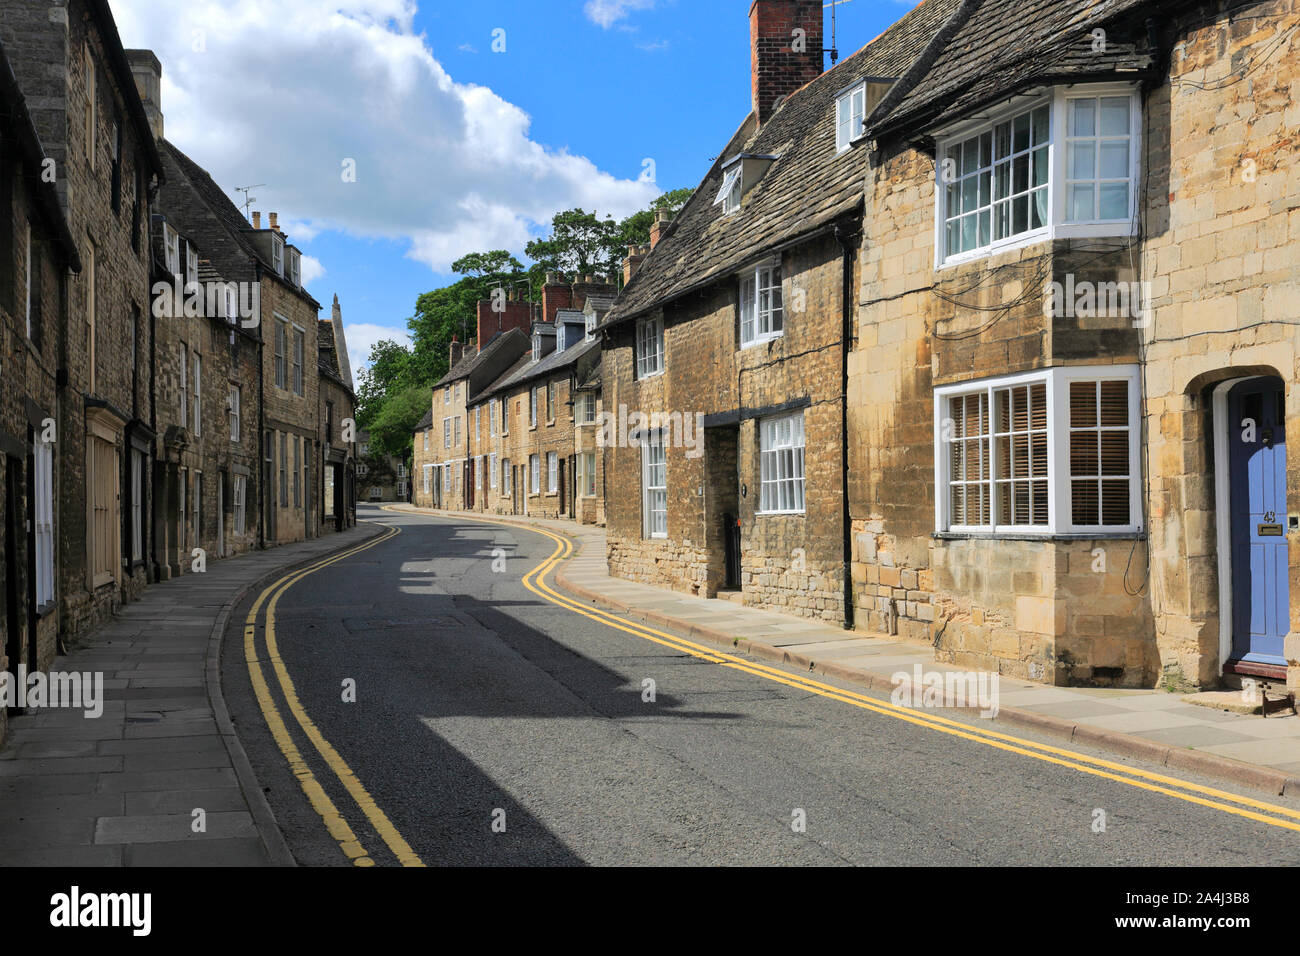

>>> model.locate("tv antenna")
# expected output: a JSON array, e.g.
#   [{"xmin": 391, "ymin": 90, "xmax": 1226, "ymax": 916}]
[
  {"xmin": 235, "ymin": 184, "xmax": 266, "ymax": 220},
  {"xmin": 824, "ymin": 0, "xmax": 852, "ymax": 64}
]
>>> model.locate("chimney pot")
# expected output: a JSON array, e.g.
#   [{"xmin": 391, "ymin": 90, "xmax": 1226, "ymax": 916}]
[
  {"xmin": 269, "ymin": 212, "xmax": 280, "ymax": 232},
  {"xmin": 252, "ymin": 211, "xmax": 261, "ymax": 229}
]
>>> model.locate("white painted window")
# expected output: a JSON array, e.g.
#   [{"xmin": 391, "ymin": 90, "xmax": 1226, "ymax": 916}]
[
  {"xmin": 178, "ymin": 343, "xmax": 188, "ymax": 425},
  {"xmin": 192, "ymin": 470, "xmax": 202, "ymax": 542},
  {"xmin": 474, "ymin": 405, "xmax": 481, "ymax": 440},
  {"xmin": 641, "ymin": 431, "xmax": 667, "ymax": 539},
  {"xmin": 292, "ymin": 328, "xmax": 304, "ymax": 396},
  {"xmin": 164, "ymin": 223, "xmax": 181, "ymax": 279},
  {"xmin": 532, "ymin": 333, "xmax": 542, "ymax": 362},
  {"xmin": 547, "ymin": 452, "xmax": 558, "ymax": 493},
  {"xmin": 636, "ymin": 315, "xmax": 664, "ymax": 379},
  {"xmin": 836, "ymin": 81, "xmax": 867, "ymax": 153},
  {"xmin": 501, "ymin": 397, "xmax": 509, "ymax": 435},
  {"xmin": 490, "ymin": 453, "xmax": 498, "ymax": 490},
  {"xmin": 288, "ymin": 248, "xmax": 301, "ymax": 286},
  {"xmin": 274, "ymin": 319, "xmax": 287, "ymax": 389},
  {"xmin": 33, "ymin": 436, "xmax": 54, "ymax": 607},
  {"xmin": 530, "ymin": 387, "xmax": 538, "ymax": 427},
  {"xmin": 423, "ymin": 430, "xmax": 429, "ymax": 451},
  {"xmin": 443, "ymin": 465, "xmax": 450, "ymax": 492},
  {"xmin": 233, "ymin": 476, "xmax": 247, "ymax": 536},
  {"xmin": 454, "ymin": 417, "xmax": 461, "ymax": 446},
  {"xmin": 444, "ymin": 418, "xmax": 452, "ymax": 449},
  {"xmin": 444, "ymin": 386, "xmax": 451, "ymax": 405},
  {"xmin": 578, "ymin": 451, "xmax": 596, "ymax": 497},
  {"xmin": 131, "ymin": 448, "xmax": 144, "ymax": 563},
  {"xmin": 586, "ymin": 312, "xmax": 597, "ymax": 342},
  {"xmin": 185, "ymin": 242, "xmax": 199, "ymax": 288},
  {"xmin": 713, "ymin": 163, "xmax": 742, "ymax": 215},
  {"xmin": 575, "ymin": 392, "xmax": 596, "ymax": 425},
  {"xmin": 192, "ymin": 353, "xmax": 202, "ymax": 436},
  {"xmin": 423, "ymin": 465, "xmax": 433, "ymax": 494},
  {"xmin": 476, "ymin": 456, "xmax": 484, "ymax": 492},
  {"xmin": 759, "ymin": 412, "xmax": 806, "ymax": 514},
  {"xmin": 502, "ymin": 458, "xmax": 512, "ymax": 497},
  {"xmin": 229, "ymin": 385, "xmax": 241, "ymax": 442},
  {"xmin": 740, "ymin": 265, "xmax": 783, "ymax": 347},
  {"xmin": 934, "ymin": 365, "xmax": 1141, "ymax": 535},
  {"xmin": 272, "ymin": 233, "xmax": 284, "ymax": 276},
  {"xmin": 293, "ymin": 436, "xmax": 301, "ymax": 508},
  {"xmin": 936, "ymin": 85, "xmax": 1140, "ymax": 265},
  {"xmin": 178, "ymin": 467, "xmax": 188, "ymax": 552},
  {"xmin": 490, "ymin": 399, "xmax": 498, "ymax": 437},
  {"xmin": 530, "ymin": 454, "xmax": 540, "ymax": 494}
]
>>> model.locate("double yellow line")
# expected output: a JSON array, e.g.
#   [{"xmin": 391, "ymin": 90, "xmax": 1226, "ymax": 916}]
[
  {"xmin": 412, "ymin": 509, "xmax": 1300, "ymax": 836},
  {"xmin": 244, "ymin": 525, "xmax": 425, "ymax": 867}
]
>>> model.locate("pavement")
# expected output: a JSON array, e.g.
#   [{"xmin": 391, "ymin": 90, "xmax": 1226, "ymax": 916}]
[
  {"xmin": 389, "ymin": 504, "xmax": 1300, "ymax": 798},
  {"xmin": 0, "ymin": 523, "xmax": 381, "ymax": 867}
]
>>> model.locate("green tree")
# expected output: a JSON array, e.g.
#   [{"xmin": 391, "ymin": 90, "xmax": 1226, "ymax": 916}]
[
  {"xmin": 356, "ymin": 339, "xmax": 415, "ymax": 428},
  {"xmin": 365, "ymin": 384, "xmax": 432, "ymax": 461},
  {"xmin": 525, "ymin": 208, "xmax": 622, "ymax": 278}
]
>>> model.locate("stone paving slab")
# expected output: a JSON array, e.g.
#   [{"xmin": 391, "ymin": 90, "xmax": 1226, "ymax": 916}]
[
  {"xmin": 393, "ymin": 504, "xmax": 1300, "ymax": 789},
  {"xmin": 0, "ymin": 524, "xmax": 383, "ymax": 867}
]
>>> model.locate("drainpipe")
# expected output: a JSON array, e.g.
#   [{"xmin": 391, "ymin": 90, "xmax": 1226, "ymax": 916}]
[{"xmin": 834, "ymin": 221, "xmax": 860, "ymax": 631}]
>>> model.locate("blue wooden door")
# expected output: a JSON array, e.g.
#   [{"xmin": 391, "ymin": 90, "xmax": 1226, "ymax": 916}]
[{"xmin": 1228, "ymin": 379, "xmax": 1289, "ymax": 666}]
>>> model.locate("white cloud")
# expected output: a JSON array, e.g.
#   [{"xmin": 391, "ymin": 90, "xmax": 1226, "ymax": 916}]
[
  {"xmin": 299, "ymin": 254, "xmax": 327, "ymax": 287},
  {"xmin": 584, "ymin": 0, "xmax": 656, "ymax": 29},
  {"xmin": 343, "ymin": 322, "xmax": 412, "ymax": 375},
  {"xmin": 112, "ymin": 0, "xmax": 659, "ymax": 273}
]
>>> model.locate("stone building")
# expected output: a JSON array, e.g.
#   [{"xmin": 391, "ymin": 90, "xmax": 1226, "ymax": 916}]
[
  {"xmin": 849, "ymin": 0, "xmax": 1300, "ymax": 688},
  {"xmin": 317, "ymin": 295, "xmax": 357, "ymax": 533},
  {"xmin": 0, "ymin": 35, "xmax": 83, "ymax": 741},
  {"xmin": 469, "ymin": 275, "xmax": 612, "ymax": 523},
  {"xmin": 412, "ymin": 409, "xmax": 438, "ymax": 508},
  {"xmin": 0, "ymin": 0, "xmax": 166, "ymax": 644},
  {"xmin": 596, "ymin": 0, "xmax": 950, "ymax": 619}
]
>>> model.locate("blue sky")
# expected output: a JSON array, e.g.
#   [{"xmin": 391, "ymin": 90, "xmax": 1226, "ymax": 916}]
[{"xmin": 113, "ymin": 0, "xmax": 916, "ymax": 373}]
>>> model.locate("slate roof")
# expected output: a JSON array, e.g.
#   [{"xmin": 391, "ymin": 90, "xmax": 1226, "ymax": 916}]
[
  {"xmin": 161, "ymin": 140, "xmax": 322, "ymax": 310},
  {"xmin": 414, "ymin": 406, "xmax": 434, "ymax": 432},
  {"xmin": 434, "ymin": 326, "xmax": 533, "ymax": 389},
  {"xmin": 601, "ymin": 0, "xmax": 959, "ymax": 329},
  {"xmin": 318, "ymin": 320, "xmax": 339, "ymax": 375},
  {"xmin": 475, "ymin": 335, "xmax": 600, "ymax": 402},
  {"xmin": 868, "ymin": 0, "xmax": 1156, "ymax": 137}
]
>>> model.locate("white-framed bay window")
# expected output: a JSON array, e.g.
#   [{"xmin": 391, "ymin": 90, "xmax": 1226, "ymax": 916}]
[
  {"xmin": 933, "ymin": 365, "xmax": 1142, "ymax": 536},
  {"xmin": 739, "ymin": 263, "xmax": 783, "ymax": 348},
  {"xmin": 935, "ymin": 84, "xmax": 1140, "ymax": 267},
  {"xmin": 636, "ymin": 314, "xmax": 664, "ymax": 379},
  {"xmin": 759, "ymin": 411, "xmax": 806, "ymax": 514},
  {"xmin": 641, "ymin": 430, "xmax": 667, "ymax": 539}
]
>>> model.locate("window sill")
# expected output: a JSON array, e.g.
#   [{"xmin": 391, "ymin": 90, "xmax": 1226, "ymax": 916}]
[
  {"xmin": 740, "ymin": 333, "xmax": 783, "ymax": 351},
  {"xmin": 937, "ymin": 221, "xmax": 1138, "ymax": 272},
  {"xmin": 933, "ymin": 530, "xmax": 1146, "ymax": 542},
  {"xmin": 638, "ymin": 369, "xmax": 665, "ymax": 381},
  {"xmin": 35, "ymin": 600, "xmax": 57, "ymax": 619},
  {"xmin": 758, "ymin": 509, "xmax": 806, "ymax": 517}
]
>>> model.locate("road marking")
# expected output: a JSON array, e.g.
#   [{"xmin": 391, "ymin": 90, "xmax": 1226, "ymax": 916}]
[
  {"xmin": 390, "ymin": 507, "xmax": 1300, "ymax": 835},
  {"xmin": 245, "ymin": 526, "xmax": 426, "ymax": 867}
]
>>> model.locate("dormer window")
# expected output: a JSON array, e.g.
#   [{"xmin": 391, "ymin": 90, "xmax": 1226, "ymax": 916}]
[
  {"xmin": 532, "ymin": 334, "xmax": 542, "ymax": 362},
  {"xmin": 288, "ymin": 248, "xmax": 301, "ymax": 286},
  {"xmin": 185, "ymin": 242, "xmax": 199, "ymax": 289},
  {"xmin": 714, "ymin": 164, "xmax": 743, "ymax": 215},
  {"xmin": 163, "ymin": 223, "xmax": 181, "ymax": 279},
  {"xmin": 836, "ymin": 82, "xmax": 868, "ymax": 153},
  {"xmin": 585, "ymin": 312, "xmax": 597, "ymax": 342},
  {"xmin": 272, "ymin": 233, "xmax": 285, "ymax": 277}
]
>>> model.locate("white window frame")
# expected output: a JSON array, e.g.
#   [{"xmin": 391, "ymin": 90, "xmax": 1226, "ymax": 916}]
[
  {"xmin": 443, "ymin": 417, "xmax": 452, "ymax": 449},
  {"xmin": 586, "ymin": 312, "xmax": 597, "ymax": 342},
  {"xmin": 530, "ymin": 454, "xmax": 540, "ymax": 495},
  {"xmin": 192, "ymin": 353, "xmax": 202, "ymax": 436},
  {"xmin": 530, "ymin": 387, "xmax": 539, "ymax": 427},
  {"xmin": 274, "ymin": 317, "xmax": 288, "ymax": 389},
  {"xmin": 163, "ymin": 223, "xmax": 181, "ymax": 279},
  {"xmin": 185, "ymin": 242, "xmax": 199, "ymax": 288},
  {"xmin": 443, "ymin": 465, "xmax": 451, "ymax": 492},
  {"xmin": 836, "ymin": 81, "xmax": 867, "ymax": 153},
  {"xmin": 33, "ymin": 437, "xmax": 54, "ymax": 607},
  {"xmin": 578, "ymin": 451, "xmax": 596, "ymax": 497},
  {"xmin": 547, "ymin": 452, "xmax": 558, "ymax": 493},
  {"xmin": 739, "ymin": 264, "xmax": 783, "ymax": 348},
  {"xmin": 272, "ymin": 233, "xmax": 285, "ymax": 276},
  {"xmin": 291, "ymin": 326, "xmax": 305, "ymax": 396},
  {"xmin": 714, "ymin": 163, "xmax": 742, "ymax": 215},
  {"xmin": 229, "ymin": 385, "xmax": 241, "ymax": 442},
  {"xmin": 759, "ymin": 411, "xmax": 806, "ymax": 515},
  {"xmin": 636, "ymin": 314, "xmax": 664, "ymax": 379},
  {"xmin": 934, "ymin": 84, "xmax": 1141, "ymax": 269},
  {"xmin": 502, "ymin": 458, "xmax": 512, "ymax": 497},
  {"xmin": 489, "ymin": 399, "xmax": 498, "ymax": 437},
  {"xmin": 490, "ymin": 453, "xmax": 498, "ymax": 490},
  {"xmin": 575, "ymin": 392, "xmax": 596, "ymax": 425},
  {"xmin": 130, "ymin": 448, "xmax": 144, "ymax": 563},
  {"xmin": 178, "ymin": 343, "xmax": 188, "ymax": 425},
  {"xmin": 933, "ymin": 364, "xmax": 1143, "ymax": 536},
  {"xmin": 233, "ymin": 476, "xmax": 247, "ymax": 537},
  {"xmin": 641, "ymin": 431, "xmax": 667, "ymax": 539}
]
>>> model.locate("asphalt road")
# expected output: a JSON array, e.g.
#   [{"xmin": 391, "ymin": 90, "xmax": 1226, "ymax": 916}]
[{"xmin": 221, "ymin": 505, "xmax": 1300, "ymax": 866}]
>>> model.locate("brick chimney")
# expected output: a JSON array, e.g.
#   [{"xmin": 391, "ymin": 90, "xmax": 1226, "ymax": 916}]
[
  {"xmin": 650, "ymin": 210, "xmax": 673, "ymax": 249},
  {"xmin": 268, "ymin": 212, "xmax": 280, "ymax": 233},
  {"xmin": 251, "ymin": 211, "xmax": 261, "ymax": 229},
  {"xmin": 542, "ymin": 272, "xmax": 572, "ymax": 324},
  {"xmin": 125, "ymin": 50, "xmax": 164, "ymax": 141},
  {"xmin": 623, "ymin": 245, "xmax": 648, "ymax": 285},
  {"xmin": 750, "ymin": 0, "xmax": 824, "ymax": 126},
  {"xmin": 450, "ymin": 335, "xmax": 464, "ymax": 368},
  {"xmin": 476, "ymin": 295, "xmax": 532, "ymax": 346}
]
